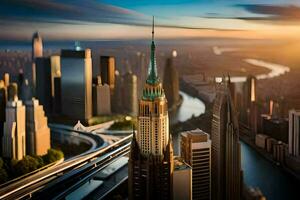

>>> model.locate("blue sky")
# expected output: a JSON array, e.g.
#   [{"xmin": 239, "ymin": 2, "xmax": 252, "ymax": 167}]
[{"xmin": 0, "ymin": 0, "xmax": 300, "ymax": 40}]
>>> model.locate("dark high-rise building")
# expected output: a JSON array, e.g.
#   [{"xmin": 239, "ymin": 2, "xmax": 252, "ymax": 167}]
[
  {"xmin": 163, "ymin": 57, "xmax": 180, "ymax": 110},
  {"xmin": 17, "ymin": 69, "xmax": 24, "ymax": 97},
  {"xmin": 53, "ymin": 77, "xmax": 61, "ymax": 114},
  {"xmin": 32, "ymin": 32, "xmax": 43, "ymax": 90},
  {"xmin": 262, "ymin": 116, "xmax": 288, "ymax": 143},
  {"xmin": 128, "ymin": 18, "xmax": 174, "ymax": 200},
  {"xmin": 7, "ymin": 83, "xmax": 18, "ymax": 101},
  {"xmin": 35, "ymin": 57, "xmax": 52, "ymax": 115},
  {"xmin": 100, "ymin": 56, "xmax": 115, "ymax": 90},
  {"xmin": 20, "ymin": 79, "xmax": 32, "ymax": 103},
  {"xmin": 211, "ymin": 78, "xmax": 242, "ymax": 200},
  {"xmin": 61, "ymin": 49, "xmax": 92, "ymax": 121}
]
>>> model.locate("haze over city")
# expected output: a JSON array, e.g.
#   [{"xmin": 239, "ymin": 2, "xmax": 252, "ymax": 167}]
[{"xmin": 0, "ymin": 1, "xmax": 299, "ymax": 200}]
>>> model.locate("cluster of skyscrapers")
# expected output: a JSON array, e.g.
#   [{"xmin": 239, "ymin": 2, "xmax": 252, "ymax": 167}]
[
  {"xmin": 229, "ymin": 71, "xmax": 300, "ymax": 174},
  {"xmin": 128, "ymin": 20, "xmax": 244, "ymax": 200},
  {"xmin": 0, "ymin": 73, "xmax": 50, "ymax": 160},
  {"xmin": 33, "ymin": 39, "xmax": 140, "ymax": 123}
]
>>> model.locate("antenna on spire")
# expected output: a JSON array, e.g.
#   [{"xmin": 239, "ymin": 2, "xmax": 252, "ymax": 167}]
[{"xmin": 152, "ymin": 16, "xmax": 154, "ymax": 41}]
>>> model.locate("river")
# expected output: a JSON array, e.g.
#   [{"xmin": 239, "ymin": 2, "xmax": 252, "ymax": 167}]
[
  {"xmin": 170, "ymin": 91, "xmax": 206, "ymax": 124},
  {"xmin": 175, "ymin": 91, "xmax": 299, "ymax": 200}
]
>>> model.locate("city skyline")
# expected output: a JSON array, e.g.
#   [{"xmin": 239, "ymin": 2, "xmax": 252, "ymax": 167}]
[{"xmin": 0, "ymin": 1, "xmax": 299, "ymax": 199}]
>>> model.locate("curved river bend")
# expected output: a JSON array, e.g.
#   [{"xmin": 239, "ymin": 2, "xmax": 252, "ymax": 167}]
[{"xmin": 175, "ymin": 91, "xmax": 299, "ymax": 200}]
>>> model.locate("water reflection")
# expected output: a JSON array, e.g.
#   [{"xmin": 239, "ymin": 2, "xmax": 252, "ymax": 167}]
[
  {"xmin": 170, "ymin": 91, "xmax": 206, "ymax": 125},
  {"xmin": 172, "ymin": 92, "xmax": 299, "ymax": 199},
  {"xmin": 171, "ymin": 91, "xmax": 206, "ymax": 155},
  {"xmin": 215, "ymin": 59, "xmax": 290, "ymax": 83}
]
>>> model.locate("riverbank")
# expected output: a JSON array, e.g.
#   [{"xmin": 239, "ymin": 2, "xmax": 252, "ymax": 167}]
[
  {"xmin": 180, "ymin": 77, "xmax": 214, "ymax": 105},
  {"xmin": 177, "ymin": 81, "xmax": 299, "ymax": 199},
  {"xmin": 240, "ymin": 133, "xmax": 300, "ymax": 182}
]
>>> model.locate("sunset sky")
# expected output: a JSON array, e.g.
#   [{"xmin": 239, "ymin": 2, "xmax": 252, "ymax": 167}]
[{"xmin": 1, "ymin": 0, "xmax": 300, "ymax": 41}]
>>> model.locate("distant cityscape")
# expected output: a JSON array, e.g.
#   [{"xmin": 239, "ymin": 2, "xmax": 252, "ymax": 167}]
[{"xmin": 0, "ymin": 17, "xmax": 299, "ymax": 200}]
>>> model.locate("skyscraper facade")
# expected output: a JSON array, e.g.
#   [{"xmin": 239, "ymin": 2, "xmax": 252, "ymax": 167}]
[
  {"xmin": 2, "ymin": 97, "xmax": 26, "ymax": 160},
  {"xmin": 211, "ymin": 79, "xmax": 242, "ymax": 200},
  {"xmin": 92, "ymin": 76, "xmax": 111, "ymax": 115},
  {"xmin": 53, "ymin": 77, "xmax": 61, "ymax": 114},
  {"xmin": 35, "ymin": 57, "xmax": 52, "ymax": 115},
  {"xmin": 111, "ymin": 70, "xmax": 124, "ymax": 113},
  {"xmin": 100, "ymin": 56, "xmax": 115, "ymax": 90},
  {"xmin": 60, "ymin": 49, "xmax": 92, "ymax": 121},
  {"xmin": 136, "ymin": 52, "xmax": 146, "ymax": 98},
  {"xmin": 32, "ymin": 32, "xmax": 43, "ymax": 90},
  {"xmin": 0, "ymin": 74, "xmax": 9, "ymax": 154},
  {"xmin": 181, "ymin": 129, "xmax": 212, "ymax": 200},
  {"xmin": 50, "ymin": 56, "xmax": 61, "ymax": 100},
  {"xmin": 0, "ymin": 81, "xmax": 6, "ymax": 153},
  {"xmin": 242, "ymin": 75, "xmax": 257, "ymax": 135},
  {"xmin": 128, "ymin": 18, "xmax": 174, "ymax": 200},
  {"xmin": 7, "ymin": 83, "xmax": 18, "ymax": 101},
  {"xmin": 173, "ymin": 157, "xmax": 192, "ymax": 200},
  {"xmin": 123, "ymin": 71, "xmax": 138, "ymax": 116},
  {"xmin": 163, "ymin": 57, "xmax": 180, "ymax": 110},
  {"xmin": 288, "ymin": 109, "xmax": 300, "ymax": 157},
  {"xmin": 25, "ymin": 99, "xmax": 51, "ymax": 156}
]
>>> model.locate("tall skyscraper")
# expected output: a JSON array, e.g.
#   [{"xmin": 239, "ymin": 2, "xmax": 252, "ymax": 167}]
[
  {"xmin": 241, "ymin": 75, "xmax": 257, "ymax": 135},
  {"xmin": 53, "ymin": 77, "xmax": 61, "ymax": 114},
  {"xmin": 32, "ymin": 32, "xmax": 43, "ymax": 90},
  {"xmin": 50, "ymin": 56, "xmax": 61, "ymax": 100},
  {"xmin": 35, "ymin": 55, "xmax": 60, "ymax": 115},
  {"xmin": 35, "ymin": 57, "xmax": 52, "ymax": 115},
  {"xmin": 136, "ymin": 52, "xmax": 146, "ymax": 98},
  {"xmin": 288, "ymin": 109, "xmax": 300, "ymax": 157},
  {"xmin": 2, "ymin": 97, "xmax": 26, "ymax": 160},
  {"xmin": 163, "ymin": 57, "xmax": 180, "ymax": 110},
  {"xmin": 17, "ymin": 69, "xmax": 24, "ymax": 96},
  {"xmin": 92, "ymin": 76, "xmax": 111, "ymax": 115},
  {"xmin": 181, "ymin": 129, "xmax": 212, "ymax": 200},
  {"xmin": 7, "ymin": 83, "xmax": 18, "ymax": 101},
  {"xmin": 4, "ymin": 73, "xmax": 10, "ymax": 89},
  {"xmin": 61, "ymin": 49, "xmax": 92, "ymax": 121},
  {"xmin": 0, "ymin": 81, "xmax": 6, "ymax": 153},
  {"xmin": 128, "ymin": 18, "xmax": 174, "ymax": 200},
  {"xmin": 0, "ymin": 75, "xmax": 9, "ymax": 154},
  {"xmin": 100, "ymin": 56, "xmax": 115, "ymax": 90},
  {"xmin": 123, "ymin": 71, "xmax": 138, "ymax": 116},
  {"xmin": 25, "ymin": 99, "xmax": 50, "ymax": 156},
  {"xmin": 211, "ymin": 79, "xmax": 242, "ymax": 200},
  {"xmin": 111, "ymin": 70, "xmax": 124, "ymax": 113},
  {"xmin": 20, "ymin": 79, "xmax": 33, "ymax": 102}
]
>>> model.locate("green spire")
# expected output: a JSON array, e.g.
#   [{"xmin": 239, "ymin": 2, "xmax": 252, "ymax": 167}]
[{"xmin": 146, "ymin": 16, "xmax": 159, "ymax": 85}]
